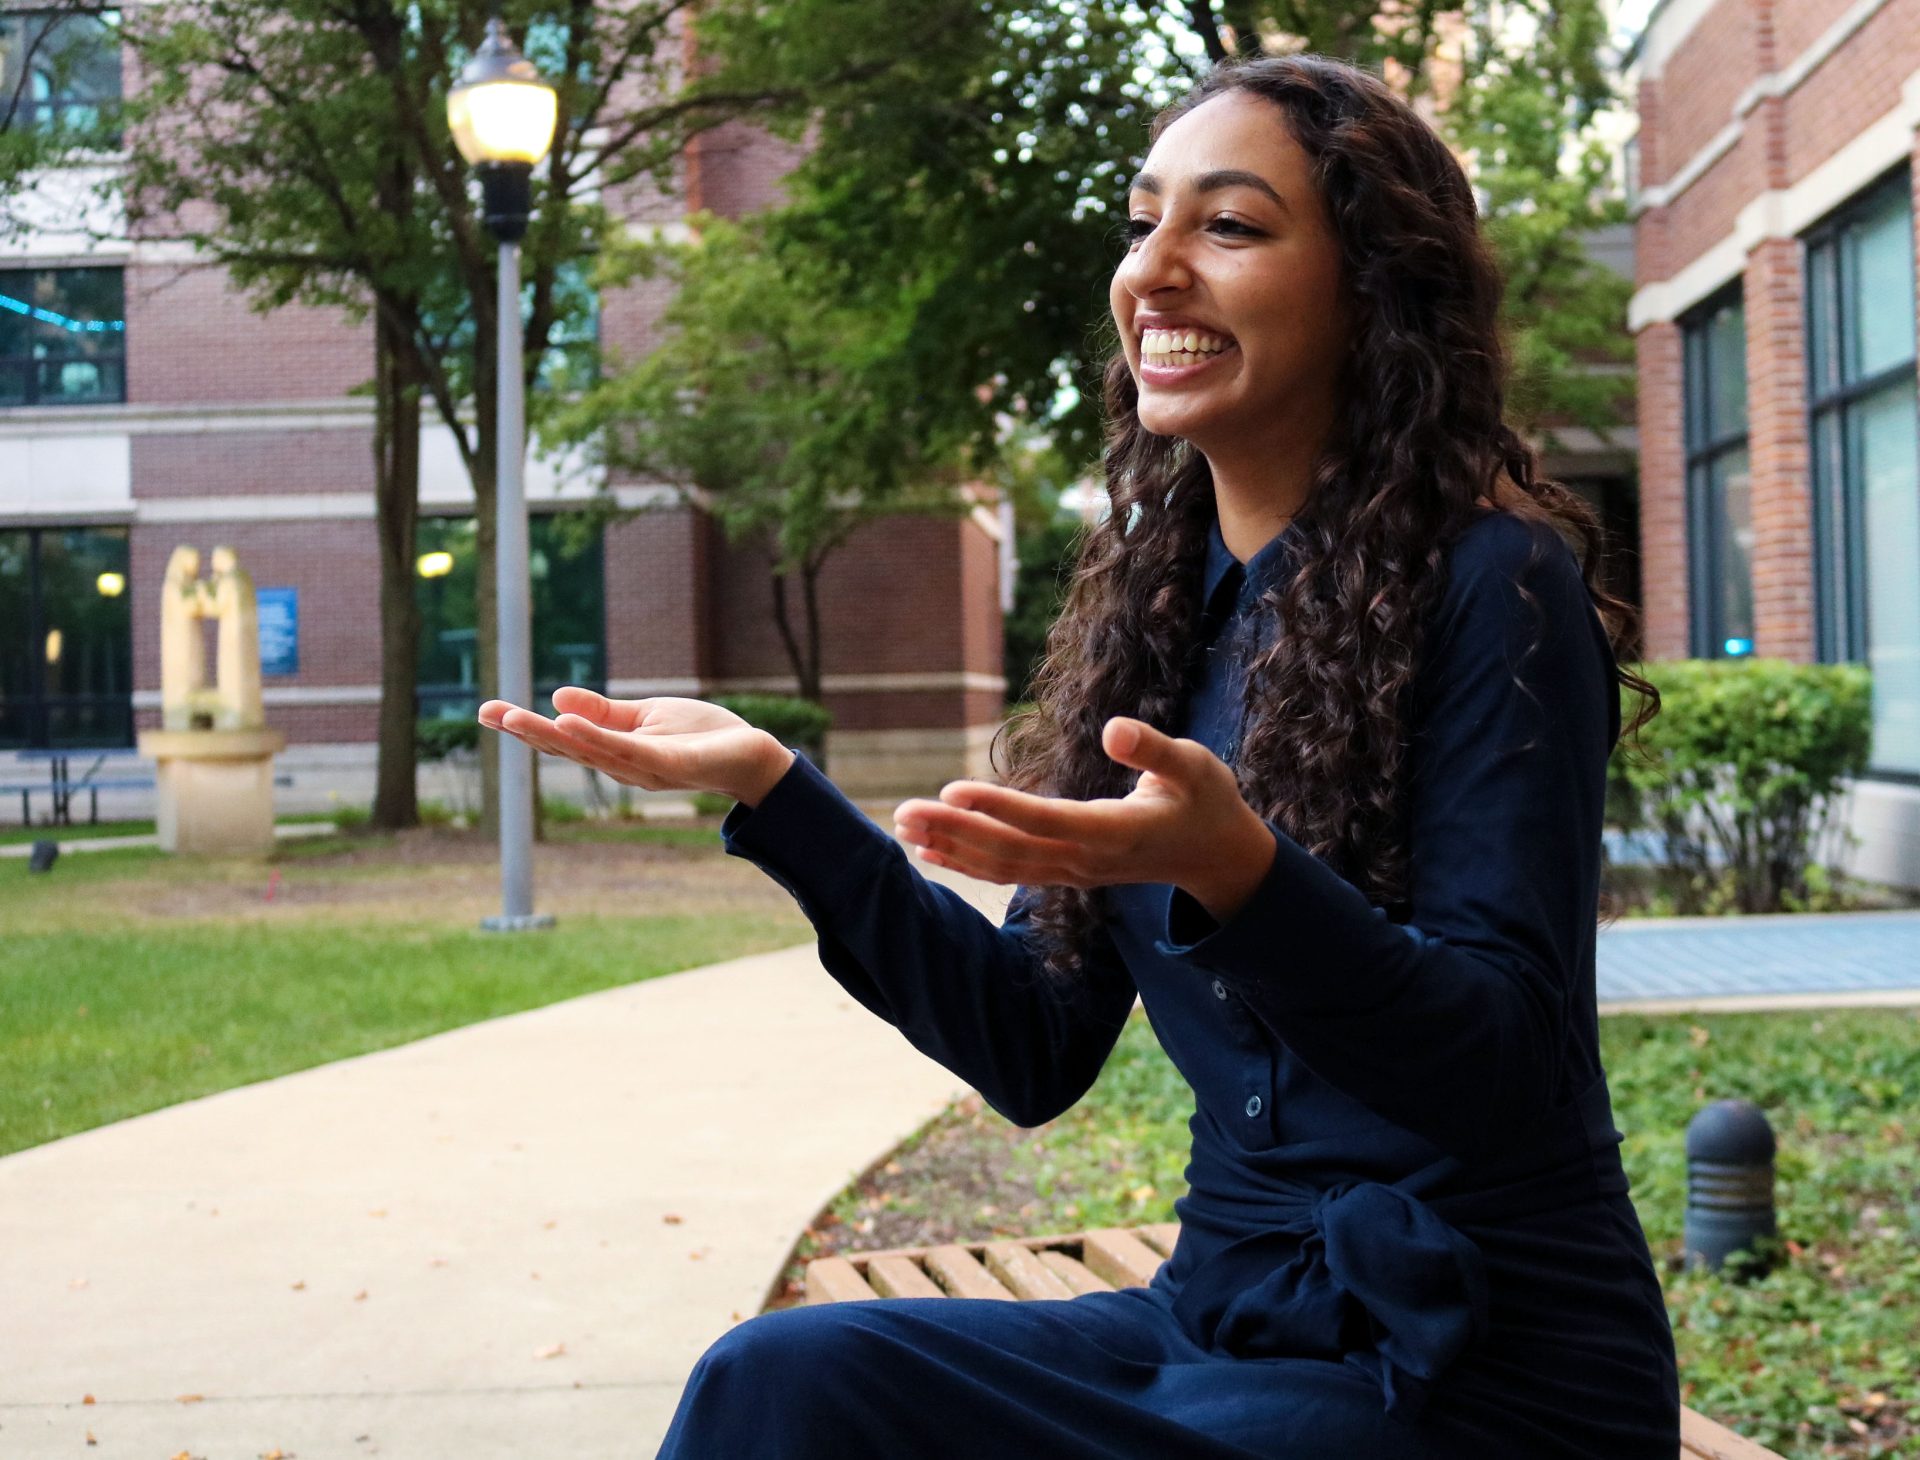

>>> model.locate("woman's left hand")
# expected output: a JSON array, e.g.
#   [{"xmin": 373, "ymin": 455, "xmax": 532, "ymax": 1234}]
[{"xmin": 893, "ymin": 716, "xmax": 1278, "ymax": 922}]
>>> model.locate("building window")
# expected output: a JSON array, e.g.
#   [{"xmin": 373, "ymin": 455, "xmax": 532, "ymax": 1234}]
[
  {"xmin": 0, "ymin": 10, "xmax": 122, "ymax": 138},
  {"xmin": 1805, "ymin": 168, "xmax": 1920, "ymax": 777},
  {"xmin": 0, "ymin": 525, "xmax": 133, "ymax": 750},
  {"xmin": 1682, "ymin": 287, "xmax": 1754, "ymax": 659},
  {"xmin": 0, "ymin": 268, "xmax": 127, "ymax": 406},
  {"xmin": 414, "ymin": 512, "xmax": 606, "ymax": 721}
]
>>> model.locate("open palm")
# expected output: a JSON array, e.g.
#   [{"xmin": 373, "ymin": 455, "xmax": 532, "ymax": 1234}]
[{"xmin": 478, "ymin": 686, "xmax": 775, "ymax": 796}]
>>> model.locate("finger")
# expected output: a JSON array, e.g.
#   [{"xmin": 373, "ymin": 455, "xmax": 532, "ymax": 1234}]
[
  {"xmin": 931, "ymin": 780, "xmax": 1113, "ymax": 842},
  {"xmin": 551, "ymin": 685, "xmax": 648, "ymax": 732},
  {"xmin": 1102, "ymin": 716, "xmax": 1200, "ymax": 778},
  {"xmin": 496, "ymin": 707, "xmax": 603, "ymax": 763},
  {"xmin": 896, "ymin": 802, "xmax": 1086, "ymax": 880},
  {"xmin": 555, "ymin": 711, "xmax": 688, "ymax": 785},
  {"xmin": 477, "ymin": 699, "xmax": 520, "ymax": 730}
]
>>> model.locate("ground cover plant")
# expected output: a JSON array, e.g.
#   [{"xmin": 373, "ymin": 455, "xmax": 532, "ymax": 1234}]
[
  {"xmin": 781, "ymin": 1006, "xmax": 1920, "ymax": 1460},
  {"xmin": 0, "ymin": 818, "xmax": 809, "ymax": 1156}
]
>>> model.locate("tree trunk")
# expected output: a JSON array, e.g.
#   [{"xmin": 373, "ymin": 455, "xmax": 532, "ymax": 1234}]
[{"xmin": 371, "ymin": 304, "xmax": 423, "ymax": 830}]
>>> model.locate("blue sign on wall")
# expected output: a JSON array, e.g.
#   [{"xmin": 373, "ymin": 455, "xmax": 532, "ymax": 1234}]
[{"xmin": 257, "ymin": 587, "xmax": 299, "ymax": 676}]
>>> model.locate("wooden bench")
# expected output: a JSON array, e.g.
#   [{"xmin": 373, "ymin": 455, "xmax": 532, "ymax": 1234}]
[{"xmin": 805, "ymin": 1223, "xmax": 1785, "ymax": 1460}]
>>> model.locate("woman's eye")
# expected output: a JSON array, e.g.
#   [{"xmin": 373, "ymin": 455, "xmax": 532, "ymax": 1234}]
[{"xmin": 1124, "ymin": 217, "xmax": 1255, "ymax": 242}]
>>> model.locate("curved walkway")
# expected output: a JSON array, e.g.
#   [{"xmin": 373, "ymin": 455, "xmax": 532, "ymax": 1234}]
[{"xmin": 0, "ymin": 868, "xmax": 995, "ymax": 1458}]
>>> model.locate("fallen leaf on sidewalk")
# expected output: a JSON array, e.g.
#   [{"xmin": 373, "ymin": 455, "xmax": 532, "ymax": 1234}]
[
  {"xmin": 289, "ymin": 1280, "xmax": 306, "ymax": 1291},
  {"xmin": 85, "ymin": 1432, "xmax": 95, "ymax": 1446},
  {"xmin": 662, "ymin": 1213, "xmax": 683, "ymax": 1225},
  {"xmin": 533, "ymin": 1343, "xmax": 566, "ymax": 1360},
  {"xmin": 70, "ymin": 1277, "xmax": 88, "ymax": 1289},
  {"xmin": 353, "ymin": 1290, "xmax": 368, "ymax": 1302},
  {"xmin": 259, "ymin": 1449, "xmax": 291, "ymax": 1459},
  {"xmin": 176, "ymin": 1394, "xmax": 205, "ymax": 1404},
  {"xmin": 542, "ymin": 1219, "xmax": 557, "ymax": 1230},
  {"xmin": 81, "ymin": 1394, "xmax": 95, "ymax": 1405}
]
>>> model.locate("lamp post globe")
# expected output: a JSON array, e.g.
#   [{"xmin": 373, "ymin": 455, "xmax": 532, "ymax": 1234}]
[
  {"xmin": 447, "ymin": 16, "xmax": 557, "ymax": 243},
  {"xmin": 451, "ymin": 15, "xmax": 557, "ymax": 933}
]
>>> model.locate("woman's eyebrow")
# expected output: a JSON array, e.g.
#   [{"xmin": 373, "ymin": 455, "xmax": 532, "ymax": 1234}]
[{"xmin": 1126, "ymin": 168, "xmax": 1291, "ymax": 215}]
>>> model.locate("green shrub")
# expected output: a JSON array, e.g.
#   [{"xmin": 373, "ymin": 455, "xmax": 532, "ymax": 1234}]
[
  {"xmin": 332, "ymin": 804, "xmax": 370, "ymax": 832},
  {"xmin": 540, "ymin": 796, "xmax": 587, "ymax": 824},
  {"xmin": 691, "ymin": 790, "xmax": 736, "ymax": 818},
  {"xmin": 1610, "ymin": 659, "xmax": 1872, "ymax": 913},
  {"xmin": 416, "ymin": 717, "xmax": 480, "ymax": 762},
  {"xmin": 708, "ymin": 694, "xmax": 831, "ymax": 759}
]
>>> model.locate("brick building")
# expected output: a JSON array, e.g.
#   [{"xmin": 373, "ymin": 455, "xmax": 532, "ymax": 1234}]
[
  {"xmin": 1629, "ymin": 0, "xmax": 1920, "ymax": 887},
  {"xmin": 0, "ymin": 8, "xmax": 1010, "ymax": 819}
]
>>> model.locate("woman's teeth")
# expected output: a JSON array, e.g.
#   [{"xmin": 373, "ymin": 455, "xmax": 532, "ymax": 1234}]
[{"xmin": 1141, "ymin": 328, "xmax": 1234, "ymax": 365}]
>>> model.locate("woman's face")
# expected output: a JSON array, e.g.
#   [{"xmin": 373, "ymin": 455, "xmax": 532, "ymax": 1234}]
[{"xmin": 1109, "ymin": 90, "xmax": 1349, "ymax": 455}]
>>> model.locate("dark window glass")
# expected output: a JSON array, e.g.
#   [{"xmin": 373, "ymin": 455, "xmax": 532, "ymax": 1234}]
[
  {"xmin": 0, "ymin": 525, "xmax": 132, "ymax": 750},
  {"xmin": 1805, "ymin": 167, "xmax": 1920, "ymax": 776},
  {"xmin": 1681, "ymin": 289, "xmax": 1754, "ymax": 658},
  {"xmin": 0, "ymin": 10, "xmax": 121, "ymax": 140},
  {"xmin": 0, "ymin": 267, "xmax": 127, "ymax": 407},
  {"xmin": 414, "ymin": 513, "xmax": 606, "ymax": 723}
]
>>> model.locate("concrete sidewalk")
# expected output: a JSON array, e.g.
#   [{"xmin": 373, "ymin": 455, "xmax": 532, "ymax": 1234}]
[{"xmin": 0, "ymin": 878, "xmax": 999, "ymax": 1458}]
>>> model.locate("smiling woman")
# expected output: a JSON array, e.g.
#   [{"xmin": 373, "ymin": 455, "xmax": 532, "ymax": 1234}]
[{"xmin": 481, "ymin": 49, "xmax": 1677, "ymax": 1460}]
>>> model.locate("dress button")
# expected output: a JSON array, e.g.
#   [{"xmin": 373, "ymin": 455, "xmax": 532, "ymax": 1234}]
[
  {"xmin": 1211, "ymin": 978, "xmax": 1229, "ymax": 1001},
  {"xmin": 1245, "ymin": 1094, "xmax": 1263, "ymax": 1118}
]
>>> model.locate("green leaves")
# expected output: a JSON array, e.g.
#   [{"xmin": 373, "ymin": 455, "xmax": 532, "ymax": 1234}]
[{"xmin": 1609, "ymin": 659, "xmax": 1874, "ymax": 913}]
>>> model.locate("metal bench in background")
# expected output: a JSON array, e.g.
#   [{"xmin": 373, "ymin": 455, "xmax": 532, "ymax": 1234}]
[
  {"xmin": 3, "ymin": 747, "xmax": 292, "ymax": 828},
  {"xmin": 804, "ymin": 1224, "xmax": 1788, "ymax": 1460}
]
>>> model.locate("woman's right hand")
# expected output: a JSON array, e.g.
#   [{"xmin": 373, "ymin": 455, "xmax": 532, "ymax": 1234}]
[{"xmin": 477, "ymin": 687, "xmax": 796, "ymax": 808}]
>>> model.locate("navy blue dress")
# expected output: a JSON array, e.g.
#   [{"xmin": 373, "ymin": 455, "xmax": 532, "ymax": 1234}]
[{"xmin": 657, "ymin": 509, "xmax": 1681, "ymax": 1458}]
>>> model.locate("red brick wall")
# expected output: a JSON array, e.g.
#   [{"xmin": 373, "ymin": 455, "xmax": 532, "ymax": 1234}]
[
  {"xmin": 1742, "ymin": 237, "xmax": 1814, "ymax": 658},
  {"xmin": 1647, "ymin": 0, "xmax": 1764, "ymax": 185},
  {"xmin": 1630, "ymin": 0, "xmax": 1920, "ymax": 666},
  {"xmin": 130, "ymin": 519, "xmax": 382, "ymax": 699},
  {"xmin": 1633, "ymin": 321, "xmax": 1690, "ymax": 662},
  {"xmin": 132, "ymin": 430, "xmax": 376, "ymax": 497},
  {"xmin": 1782, "ymin": 0, "xmax": 1920, "ymax": 181},
  {"xmin": 604, "ymin": 505, "xmax": 711, "ymax": 683},
  {"xmin": 125, "ymin": 264, "xmax": 371, "ymax": 405}
]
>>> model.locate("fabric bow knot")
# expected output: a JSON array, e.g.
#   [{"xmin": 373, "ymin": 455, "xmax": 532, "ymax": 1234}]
[{"xmin": 1169, "ymin": 1179, "xmax": 1490, "ymax": 1423}]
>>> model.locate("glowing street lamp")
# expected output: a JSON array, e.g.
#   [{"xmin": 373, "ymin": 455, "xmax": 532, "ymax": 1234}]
[{"xmin": 449, "ymin": 15, "xmax": 557, "ymax": 934}]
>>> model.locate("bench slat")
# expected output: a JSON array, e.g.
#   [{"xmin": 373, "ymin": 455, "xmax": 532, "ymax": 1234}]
[
  {"xmin": 1037, "ymin": 1250, "xmax": 1113, "ymax": 1295},
  {"xmin": 984, "ymin": 1241, "xmax": 1077, "ymax": 1301},
  {"xmin": 866, "ymin": 1255, "xmax": 945, "ymax": 1301},
  {"xmin": 1679, "ymin": 1406, "xmax": 1783, "ymax": 1460},
  {"xmin": 805, "ymin": 1256, "xmax": 879, "ymax": 1305},
  {"xmin": 1082, "ymin": 1229, "xmax": 1165, "ymax": 1289},
  {"xmin": 805, "ymin": 1222, "xmax": 1785, "ymax": 1459},
  {"xmin": 925, "ymin": 1244, "xmax": 1018, "ymax": 1301},
  {"xmin": 1137, "ymin": 1223, "xmax": 1180, "ymax": 1258}
]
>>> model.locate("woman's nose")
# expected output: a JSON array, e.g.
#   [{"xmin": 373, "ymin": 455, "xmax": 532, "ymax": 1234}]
[{"xmin": 1120, "ymin": 224, "xmax": 1194, "ymax": 295}]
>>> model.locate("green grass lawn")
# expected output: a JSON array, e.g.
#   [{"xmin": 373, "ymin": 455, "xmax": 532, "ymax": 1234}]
[
  {"xmin": 796, "ymin": 1006, "xmax": 1920, "ymax": 1459},
  {"xmin": 0, "ymin": 823, "xmax": 809, "ymax": 1156}
]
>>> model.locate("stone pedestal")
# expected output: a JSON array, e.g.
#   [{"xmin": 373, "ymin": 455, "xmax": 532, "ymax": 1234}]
[{"xmin": 137, "ymin": 728, "xmax": 287, "ymax": 855}]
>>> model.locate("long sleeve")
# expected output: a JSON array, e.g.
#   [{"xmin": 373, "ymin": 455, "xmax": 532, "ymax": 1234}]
[
  {"xmin": 1152, "ymin": 514, "xmax": 1619, "ymax": 1160},
  {"xmin": 720, "ymin": 749, "xmax": 1139, "ymax": 1128}
]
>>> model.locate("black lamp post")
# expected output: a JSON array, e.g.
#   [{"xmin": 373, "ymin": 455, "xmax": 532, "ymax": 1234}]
[{"xmin": 448, "ymin": 15, "xmax": 558, "ymax": 933}]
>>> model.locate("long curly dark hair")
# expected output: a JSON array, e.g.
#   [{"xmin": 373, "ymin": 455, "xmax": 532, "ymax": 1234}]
[{"xmin": 991, "ymin": 53, "xmax": 1658, "ymax": 983}]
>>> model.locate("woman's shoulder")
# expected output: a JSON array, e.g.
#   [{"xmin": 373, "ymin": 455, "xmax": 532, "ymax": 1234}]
[{"xmin": 1428, "ymin": 505, "xmax": 1595, "ymax": 660}]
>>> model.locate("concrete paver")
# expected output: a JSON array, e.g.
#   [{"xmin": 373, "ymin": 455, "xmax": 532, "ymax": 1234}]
[{"xmin": 0, "ymin": 934, "xmax": 977, "ymax": 1459}]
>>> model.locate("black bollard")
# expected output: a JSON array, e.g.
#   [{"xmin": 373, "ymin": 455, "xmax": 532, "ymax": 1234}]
[
  {"xmin": 1683, "ymin": 1098, "xmax": 1777, "ymax": 1274},
  {"xmin": 27, "ymin": 839, "xmax": 59, "ymax": 874}
]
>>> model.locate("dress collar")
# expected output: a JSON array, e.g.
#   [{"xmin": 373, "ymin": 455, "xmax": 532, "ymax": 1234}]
[{"xmin": 1202, "ymin": 508, "xmax": 1306, "ymax": 609}]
